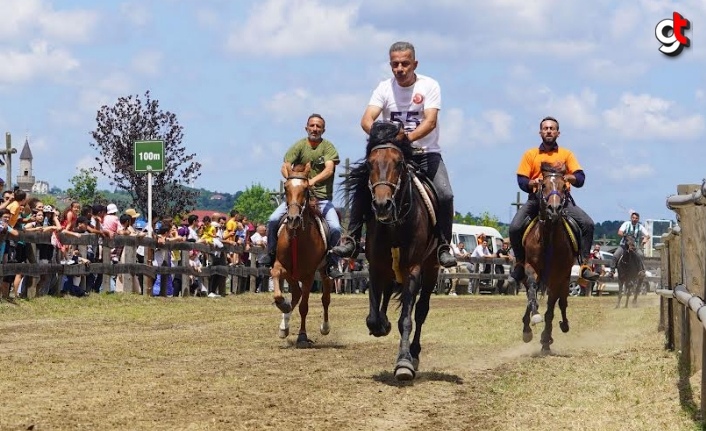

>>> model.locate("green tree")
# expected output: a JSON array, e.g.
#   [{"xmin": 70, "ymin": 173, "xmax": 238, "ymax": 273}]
[
  {"xmin": 65, "ymin": 168, "xmax": 106, "ymax": 207},
  {"xmin": 233, "ymin": 184, "xmax": 277, "ymax": 224},
  {"xmin": 90, "ymin": 90, "xmax": 201, "ymax": 218},
  {"xmin": 477, "ymin": 211, "xmax": 501, "ymax": 230}
]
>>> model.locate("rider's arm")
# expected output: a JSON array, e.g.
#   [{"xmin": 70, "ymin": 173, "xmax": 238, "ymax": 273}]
[
  {"xmin": 309, "ymin": 160, "xmax": 335, "ymax": 187},
  {"xmin": 280, "ymin": 162, "xmax": 290, "ymax": 179},
  {"xmin": 571, "ymin": 170, "xmax": 586, "ymax": 188},
  {"xmin": 617, "ymin": 221, "xmax": 628, "ymax": 237},
  {"xmin": 407, "ymin": 108, "xmax": 438, "ymax": 142},
  {"xmin": 361, "ymin": 105, "xmax": 383, "ymax": 134},
  {"xmin": 517, "ymin": 175, "xmax": 532, "ymax": 193}
]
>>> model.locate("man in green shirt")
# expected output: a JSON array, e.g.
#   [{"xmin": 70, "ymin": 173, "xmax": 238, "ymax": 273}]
[{"xmin": 260, "ymin": 113, "xmax": 343, "ymax": 279}]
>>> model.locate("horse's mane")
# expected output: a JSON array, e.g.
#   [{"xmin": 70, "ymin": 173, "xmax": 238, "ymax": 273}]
[
  {"xmin": 540, "ymin": 161, "xmax": 567, "ymax": 175},
  {"xmin": 340, "ymin": 122, "xmax": 414, "ymax": 219}
]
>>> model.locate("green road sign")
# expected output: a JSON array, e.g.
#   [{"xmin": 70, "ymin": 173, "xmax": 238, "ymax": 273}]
[{"xmin": 134, "ymin": 140, "xmax": 164, "ymax": 172}]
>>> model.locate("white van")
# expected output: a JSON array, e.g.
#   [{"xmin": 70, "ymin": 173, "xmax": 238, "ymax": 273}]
[{"xmin": 451, "ymin": 223, "xmax": 504, "ymax": 254}]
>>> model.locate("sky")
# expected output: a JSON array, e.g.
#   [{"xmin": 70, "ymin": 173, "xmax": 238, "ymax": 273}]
[{"xmin": 0, "ymin": 0, "xmax": 703, "ymax": 224}]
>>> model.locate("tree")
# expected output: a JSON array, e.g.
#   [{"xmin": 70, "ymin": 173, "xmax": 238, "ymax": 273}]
[
  {"xmin": 66, "ymin": 168, "xmax": 106, "ymax": 207},
  {"xmin": 90, "ymin": 91, "xmax": 201, "ymax": 218},
  {"xmin": 233, "ymin": 184, "xmax": 277, "ymax": 224},
  {"xmin": 477, "ymin": 211, "xmax": 501, "ymax": 230}
]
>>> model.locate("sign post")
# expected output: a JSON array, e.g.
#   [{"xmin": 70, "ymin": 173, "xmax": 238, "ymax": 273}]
[{"xmin": 134, "ymin": 140, "xmax": 165, "ymax": 235}]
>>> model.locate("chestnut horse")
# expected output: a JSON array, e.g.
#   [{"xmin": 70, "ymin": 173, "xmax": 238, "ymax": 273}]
[
  {"xmin": 342, "ymin": 122, "xmax": 439, "ymax": 381},
  {"xmin": 521, "ymin": 162, "xmax": 577, "ymax": 353},
  {"xmin": 271, "ymin": 164, "xmax": 333, "ymax": 348},
  {"xmin": 616, "ymin": 234, "xmax": 643, "ymax": 308}
]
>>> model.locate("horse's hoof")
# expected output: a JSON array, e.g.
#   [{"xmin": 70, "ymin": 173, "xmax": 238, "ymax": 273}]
[
  {"xmin": 275, "ymin": 299, "xmax": 292, "ymax": 314},
  {"xmin": 278, "ymin": 328, "xmax": 289, "ymax": 339},
  {"xmin": 384, "ymin": 321, "xmax": 392, "ymax": 336},
  {"xmin": 295, "ymin": 333, "xmax": 313, "ymax": 348},
  {"xmin": 394, "ymin": 360, "xmax": 416, "ymax": 381},
  {"xmin": 320, "ymin": 321, "xmax": 330, "ymax": 335},
  {"xmin": 559, "ymin": 321, "xmax": 569, "ymax": 333},
  {"xmin": 541, "ymin": 345, "xmax": 551, "ymax": 354},
  {"xmin": 412, "ymin": 357, "xmax": 420, "ymax": 371},
  {"xmin": 523, "ymin": 331, "xmax": 533, "ymax": 343},
  {"xmin": 530, "ymin": 314, "xmax": 543, "ymax": 325}
]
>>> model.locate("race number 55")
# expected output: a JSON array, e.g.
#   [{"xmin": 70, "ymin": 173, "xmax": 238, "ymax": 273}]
[{"xmin": 390, "ymin": 111, "xmax": 421, "ymax": 130}]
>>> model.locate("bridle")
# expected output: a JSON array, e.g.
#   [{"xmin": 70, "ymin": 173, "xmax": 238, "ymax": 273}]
[
  {"xmin": 367, "ymin": 143, "xmax": 413, "ymax": 225},
  {"xmin": 285, "ymin": 174, "xmax": 310, "ymax": 229},
  {"xmin": 537, "ymin": 172, "xmax": 568, "ymax": 222}
]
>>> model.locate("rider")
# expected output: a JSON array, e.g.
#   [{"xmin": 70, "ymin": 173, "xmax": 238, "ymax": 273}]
[
  {"xmin": 331, "ymin": 41, "xmax": 457, "ymax": 268},
  {"xmin": 609, "ymin": 211, "xmax": 650, "ymax": 277},
  {"xmin": 508, "ymin": 116, "xmax": 600, "ymax": 284},
  {"xmin": 260, "ymin": 113, "xmax": 344, "ymax": 280}
]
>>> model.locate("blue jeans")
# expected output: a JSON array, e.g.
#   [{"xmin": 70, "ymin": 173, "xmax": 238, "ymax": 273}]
[{"xmin": 267, "ymin": 200, "xmax": 341, "ymax": 260}]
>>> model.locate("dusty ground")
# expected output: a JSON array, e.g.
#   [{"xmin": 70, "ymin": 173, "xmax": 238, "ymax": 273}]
[{"xmin": 0, "ymin": 292, "xmax": 701, "ymax": 431}]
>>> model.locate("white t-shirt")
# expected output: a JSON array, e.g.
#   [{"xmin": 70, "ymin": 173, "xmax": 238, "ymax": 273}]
[
  {"xmin": 619, "ymin": 221, "xmax": 649, "ymax": 242},
  {"xmin": 471, "ymin": 245, "xmax": 491, "ymax": 258},
  {"xmin": 368, "ymin": 74, "xmax": 442, "ymax": 153}
]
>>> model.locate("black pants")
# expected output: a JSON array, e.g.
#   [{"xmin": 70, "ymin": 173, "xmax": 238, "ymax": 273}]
[
  {"xmin": 509, "ymin": 195, "xmax": 595, "ymax": 261},
  {"xmin": 347, "ymin": 152, "xmax": 454, "ymax": 243}
]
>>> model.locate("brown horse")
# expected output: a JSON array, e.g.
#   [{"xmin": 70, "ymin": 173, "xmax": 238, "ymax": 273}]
[
  {"xmin": 341, "ymin": 122, "xmax": 439, "ymax": 381},
  {"xmin": 521, "ymin": 162, "xmax": 577, "ymax": 353},
  {"xmin": 616, "ymin": 234, "xmax": 644, "ymax": 308},
  {"xmin": 271, "ymin": 164, "xmax": 333, "ymax": 348}
]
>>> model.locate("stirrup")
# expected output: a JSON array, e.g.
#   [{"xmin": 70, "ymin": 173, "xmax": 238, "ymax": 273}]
[
  {"xmin": 437, "ymin": 244, "xmax": 457, "ymax": 268},
  {"xmin": 332, "ymin": 235, "xmax": 359, "ymax": 258}
]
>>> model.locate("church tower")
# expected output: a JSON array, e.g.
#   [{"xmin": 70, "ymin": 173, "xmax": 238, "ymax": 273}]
[{"xmin": 17, "ymin": 136, "xmax": 35, "ymax": 192}]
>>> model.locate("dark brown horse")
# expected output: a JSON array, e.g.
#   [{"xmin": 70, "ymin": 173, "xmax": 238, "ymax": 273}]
[
  {"xmin": 521, "ymin": 162, "xmax": 577, "ymax": 353},
  {"xmin": 271, "ymin": 164, "xmax": 333, "ymax": 348},
  {"xmin": 616, "ymin": 234, "xmax": 644, "ymax": 308},
  {"xmin": 342, "ymin": 122, "xmax": 439, "ymax": 381}
]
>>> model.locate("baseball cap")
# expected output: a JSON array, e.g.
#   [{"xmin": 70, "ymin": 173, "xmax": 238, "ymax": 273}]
[
  {"xmin": 124, "ymin": 208, "xmax": 140, "ymax": 218},
  {"xmin": 106, "ymin": 203, "xmax": 118, "ymax": 214}
]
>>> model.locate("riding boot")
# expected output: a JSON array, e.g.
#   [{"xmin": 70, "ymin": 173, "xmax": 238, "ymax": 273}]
[
  {"xmin": 436, "ymin": 205, "xmax": 457, "ymax": 269},
  {"xmin": 579, "ymin": 260, "xmax": 600, "ymax": 281},
  {"xmin": 331, "ymin": 226, "xmax": 362, "ymax": 259},
  {"xmin": 325, "ymin": 252, "xmax": 343, "ymax": 280}
]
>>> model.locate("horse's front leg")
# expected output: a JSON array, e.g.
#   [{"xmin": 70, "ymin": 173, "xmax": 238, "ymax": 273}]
[
  {"xmin": 294, "ymin": 275, "xmax": 314, "ymax": 348},
  {"xmin": 616, "ymin": 279, "xmax": 623, "ymax": 309},
  {"xmin": 632, "ymin": 277, "xmax": 642, "ymax": 306},
  {"xmin": 319, "ymin": 269, "xmax": 332, "ymax": 335},
  {"xmin": 522, "ymin": 265, "xmax": 542, "ymax": 343},
  {"xmin": 366, "ymin": 268, "xmax": 393, "ymax": 338},
  {"xmin": 272, "ymin": 263, "xmax": 291, "ymax": 313},
  {"xmin": 540, "ymin": 292, "xmax": 559, "ymax": 353},
  {"xmin": 395, "ymin": 266, "xmax": 421, "ymax": 381},
  {"xmin": 409, "ymin": 267, "xmax": 437, "ymax": 373},
  {"xmin": 558, "ymin": 291, "xmax": 570, "ymax": 333}
]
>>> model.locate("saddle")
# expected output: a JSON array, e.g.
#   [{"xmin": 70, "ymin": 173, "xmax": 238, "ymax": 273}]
[
  {"xmin": 407, "ymin": 164, "xmax": 439, "ymax": 227},
  {"xmin": 521, "ymin": 215, "xmax": 581, "ymax": 255}
]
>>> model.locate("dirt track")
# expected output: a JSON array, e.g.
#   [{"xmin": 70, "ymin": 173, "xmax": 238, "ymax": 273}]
[{"xmin": 0, "ymin": 293, "xmax": 698, "ymax": 430}]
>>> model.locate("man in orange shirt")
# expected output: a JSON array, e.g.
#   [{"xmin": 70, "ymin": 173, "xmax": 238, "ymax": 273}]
[{"xmin": 508, "ymin": 116, "xmax": 599, "ymax": 284}]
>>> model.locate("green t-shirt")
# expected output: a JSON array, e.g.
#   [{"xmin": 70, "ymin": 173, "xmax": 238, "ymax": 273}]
[{"xmin": 284, "ymin": 138, "xmax": 340, "ymax": 200}]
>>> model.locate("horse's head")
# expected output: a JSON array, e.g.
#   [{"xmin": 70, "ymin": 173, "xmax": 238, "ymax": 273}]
[
  {"xmin": 365, "ymin": 122, "xmax": 413, "ymax": 223},
  {"xmin": 538, "ymin": 162, "xmax": 568, "ymax": 223},
  {"xmin": 623, "ymin": 233, "xmax": 637, "ymax": 254},
  {"xmin": 283, "ymin": 163, "xmax": 311, "ymax": 230}
]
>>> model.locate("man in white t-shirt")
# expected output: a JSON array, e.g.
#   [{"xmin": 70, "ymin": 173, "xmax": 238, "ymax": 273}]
[
  {"xmin": 610, "ymin": 211, "xmax": 650, "ymax": 276},
  {"xmin": 332, "ymin": 41, "xmax": 457, "ymax": 268}
]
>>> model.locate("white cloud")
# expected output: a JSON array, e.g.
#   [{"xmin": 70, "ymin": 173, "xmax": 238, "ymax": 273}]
[
  {"xmin": 0, "ymin": 0, "xmax": 98, "ymax": 43},
  {"xmin": 603, "ymin": 93, "xmax": 705, "ymax": 140},
  {"xmin": 78, "ymin": 72, "xmax": 134, "ymax": 114},
  {"xmin": 262, "ymin": 88, "xmax": 368, "ymax": 130},
  {"xmin": 0, "ymin": 41, "xmax": 79, "ymax": 84},
  {"xmin": 119, "ymin": 2, "xmax": 150, "ymax": 27},
  {"xmin": 131, "ymin": 50, "xmax": 163, "ymax": 76},
  {"xmin": 545, "ymin": 89, "xmax": 599, "ymax": 129},
  {"xmin": 605, "ymin": 163, "xmax": 656, "ymax": 181},
  {"xmin": 226, "ymin": 0, "xmax": 398, "ymax": 57},
  {"xmin": 442, "ymin": 108, "xmax": 513, "ymax": 151}
]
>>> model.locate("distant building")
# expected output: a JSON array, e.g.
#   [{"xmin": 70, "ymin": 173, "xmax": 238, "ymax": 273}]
[
  {"xmin": 32, "ymin": 180, "xmax": 49, "ymax": 194},
  {"xmin": 16, "ymin": 137, "xmax": 35, "ymax": 192},
  {"xmin": 210, "ymin": 194, "xmax": 225, "ymax": 200}
]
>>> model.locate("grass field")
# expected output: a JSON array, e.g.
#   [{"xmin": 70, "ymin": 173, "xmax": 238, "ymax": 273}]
[{"xmin": 0, "ymin": 292, "xmax": 702, "ymax": 431}]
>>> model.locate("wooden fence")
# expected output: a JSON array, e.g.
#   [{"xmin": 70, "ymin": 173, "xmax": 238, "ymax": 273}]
[
  {"xmin": 656, "ymin": 182, "xmax": 706, "ymax": 419},
  {"xmin": 0, "ymin": 231, "xmax": 273, "ymax": 298}
]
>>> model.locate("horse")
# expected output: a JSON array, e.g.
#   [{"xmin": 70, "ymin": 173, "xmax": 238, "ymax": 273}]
[
  {"xmin": 520, "ymin": 162, "xmax": 578, "ymax": 353},
  {"xmin": 615, "ymin": 234, "xmax": 644, "ymax": 308},
  {"xmin": 271, "ymin": 163, "xmax": 333, "ymax": 348},
  {"xmin": 342, "ymin": 121, "xmax": 440, "ymax": 381}
]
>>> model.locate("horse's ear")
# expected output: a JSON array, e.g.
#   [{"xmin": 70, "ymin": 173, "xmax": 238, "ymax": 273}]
[{"xmin": 284, "ymin": 164, "xmax": 292, "ymax": 178}]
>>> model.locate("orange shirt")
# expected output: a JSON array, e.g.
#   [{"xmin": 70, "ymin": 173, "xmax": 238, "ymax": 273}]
[
  {"xmin": 516, "ymin": 145, "xmax": 581, "ymax": 191},
  {"xmin": 6, "ymin": 201, "xmax": 23, "ymax": 228}
]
